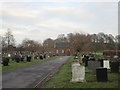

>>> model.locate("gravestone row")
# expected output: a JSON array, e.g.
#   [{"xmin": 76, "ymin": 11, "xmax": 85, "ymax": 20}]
[
  {"xmin": 72, "ymin": 55, "xmax": 119, "ymax": 83},
  {"xmin": 71, "ymin": 58, "xmax": 108, "ymax": 83},
  {"xmin": 2, "ymin": 53, "xmax": 48, "ymax": 66},
  {"xmin": 82, "ymin": 55, "xmax": 119, "ymax": 73}
]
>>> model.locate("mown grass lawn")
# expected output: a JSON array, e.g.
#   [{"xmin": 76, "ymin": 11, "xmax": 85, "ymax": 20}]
[
  {"xmin": 90, "ymin": 52, "xmax": 103, "ymax": 55},
  {"xmin": 2, "ymin": 56, "xmax": 59, "ymax": 72},
  {"xmin": 44, "ymin": 56, "xmax": 119, "ymax": 88}
]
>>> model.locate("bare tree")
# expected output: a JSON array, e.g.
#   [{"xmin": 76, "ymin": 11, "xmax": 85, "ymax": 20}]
[
  {"xmin": 2, "ymin": 29, "xmax": 15, "ymax": 53},
  {"xmin": 68, "ymin": 33, "xmax": 92, "ymax": 53},
  {"xmin": 4, "ymin": 29, "xmax": 15, "ymax": 46},
  {"xmin": 43, "ymin": 38, "xmax": 55, "ymax": 53},
  {"xmin": 21, "ymin": 39, "xmax": 42, "ymax": 60},
  {"xmin": 55, "ymin": 34, "xmax": 68, "ymax": 42},
  {"xmin": 67, "ymin": 33, "xmax": 92, "ymax": 63}
]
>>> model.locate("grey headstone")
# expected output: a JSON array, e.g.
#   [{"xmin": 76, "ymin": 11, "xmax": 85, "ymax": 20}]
[
  {"xmin": 88, "ymin": 61, "xmax": 94, "ymax": 69},
  {"xmin": 92, "ymin": 61, "xmax": 101, "ymax": 73},
  {"xmin": 71, "ymin": 62, "xmax": 85, "ymax": 82},
  {"xmin": 88, "ymin": 60, "xmax": 101, "ymax": 74}
]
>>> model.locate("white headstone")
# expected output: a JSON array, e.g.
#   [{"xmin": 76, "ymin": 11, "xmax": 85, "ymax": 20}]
[
  {"xmin": 103, "ymin": 60, "xmax": 110, "ymax": 69},
  {"xmin": 37, "ymin": 57, "xmax": 39, "ymax": 59},
  {"xmin": 71, "ymin": 62, "xmax": 85, "ymax": 82},
  {"xmin": 62, "ymin": 50, "xmax": 64, "ymax": 53},
  {"xmin": 8, "ymin": 54, "xmax": 11, "ymax": 57},
  {"xmin": 48, "ymin": 56, "xmax": 50, "ymax": 58}
]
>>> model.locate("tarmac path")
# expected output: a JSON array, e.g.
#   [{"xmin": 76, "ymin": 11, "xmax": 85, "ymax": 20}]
[{"xmin": 2, "ymin": 56, "xmax": 70, "ymax": 88}]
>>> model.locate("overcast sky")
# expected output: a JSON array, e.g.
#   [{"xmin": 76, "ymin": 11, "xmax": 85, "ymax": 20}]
[{"xmin": 0, "ymin": 0, "xmax": 119, "ymax": 44}]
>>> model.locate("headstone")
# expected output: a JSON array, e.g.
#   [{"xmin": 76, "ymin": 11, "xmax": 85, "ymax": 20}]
[
  {"xmin": 48, "ymin": 56, "xmax": 50, "ymax": 58},
  {"xmin": 89, "ymin": 57, "xmax": 95, "ymax": 61},
  {"xmin": 98, "ymin": 59, "xmax": 104, "ymax": 67},
  {"xmin": 96, "ymin": 67, "xmax": 108, "ymax": 82},
  {"xmin": 37, "ymin": 57, "xmax": 39, "ymax": 60},
  {"xmin": 20, "ymin": 56, "xmax": 24, "ymax": 62},
  {"xmin": 110, "ymin": 62, "xmax": 119, "ymax": 73},
  {"xmin": 103, "ymin": 60, "xmax": 110, "ymax": 69},
  {"xmin": 88, "ymin": 61, "xmax": 94, "ymax": 69},
  {"xmin": 83, "ymin": 56, "xmax": 89, "ymax": 67},
  {"xmin": 39, "ymin": 54, "xmax": 43, "ymax": 59},
  {"xmin": 88, "ymin": 60, "xmax": 101, "ymax": 73},
  {"xmin": 15, "ymin": 56, "xmax": 20, "ymax": 63},
  {"xmin": 92, "ymin": 61, "xmax": 101, "ymax": 73},
  {"xmin": 27, "ymin": 55, "xmax": 31, "ymax": 62},
  {"xmin": 24, "ymin": 56, "xmax": 27, "ymax": 61},
  {"xmin": 43, "ymin": 54, "xmax": 46, "ymax": 58},
  {"xmin": 2, "ymin": 57, "xmax": 9, "ymax": 66},
  {"xmin": 71, "ymin": 62, "xmax": 85, "ymax": 82}
]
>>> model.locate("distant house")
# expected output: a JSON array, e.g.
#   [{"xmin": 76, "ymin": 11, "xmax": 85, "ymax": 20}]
[{"xmin": 54, "ymin": 42, "xmax": 72, "ymax": 56}]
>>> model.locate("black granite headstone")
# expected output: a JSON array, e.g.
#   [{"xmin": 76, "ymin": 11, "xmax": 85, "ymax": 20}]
[
  {"xmin": 2, "ymin": 57, "xmax": 9, "ymax": 66},
  {"xmin": 27, "ymin": 56, "xmax": 31, "ymax": 62},
  {"xmin": 82, "ymin": 56, "xmax": 89, "ymax": 67},
  {"xmin": 15, "ymin": 56, "xmax": 20, "ymax": 63},
  {"xmin": 40, "ymin": 55, "xmax": 43, "ymax": 59},
  {"xmin": 96, "ymin": 67, "xmax": 108, "ymax": 82},
  {"xmin": 98, "ymin": 59, "xmax": 104, "ymax": 67},
  {"xmin": 110, "ymin": 62, "xmax": 119, "ymax": 73},
  {"xmin": 21, "ymin": 56, "xmax": 24, "ymax": 62}
]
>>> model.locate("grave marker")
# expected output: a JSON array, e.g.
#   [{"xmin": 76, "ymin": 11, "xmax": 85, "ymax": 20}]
[
  {"xmin": 71, "ymin": 62, "xmax": 85, "ymax": 82},
  {"xmin": 96, "ymin": 67, "xmax": 108, "ymax": 82},
  {"xmin": 103, "ymin": 60, "xmax": 110, "ymax": 69},
  {"xmin": 110, "ymin": 62, "xmax": 119, "ymax": 73},
  {"xmin": 88, "ymin": 60, "xmax": 101, "ymax": 73}
]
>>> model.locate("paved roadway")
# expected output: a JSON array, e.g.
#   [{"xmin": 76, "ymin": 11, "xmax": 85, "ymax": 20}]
[{"xmin": 2, "ymin": 56, "xmax": 70, "ymax": 88}]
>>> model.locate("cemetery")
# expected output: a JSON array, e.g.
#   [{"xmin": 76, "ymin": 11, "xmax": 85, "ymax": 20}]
[
  {"xmin": 1, "ymin": 1, "xmax": 120, "ymax": 89},
  {"xmin": 2, "ymin": 52, "xmax": 58, "ymax": 72},
  {"xmin": 44, "ymin": 54, "xmax": 120, "ymax": 88},
  {"xmin": 1, "ymin": 30, "xmax": 120, "ymax": 88}
]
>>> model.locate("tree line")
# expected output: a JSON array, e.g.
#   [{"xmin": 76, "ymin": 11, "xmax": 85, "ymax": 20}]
[{"xmin": 1, "ymin": 29, "xmax": 120, "ymax": 55}]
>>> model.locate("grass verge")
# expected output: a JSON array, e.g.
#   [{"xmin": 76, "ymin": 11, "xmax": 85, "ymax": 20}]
[
  {"xmin": 44, "ymin": 56, "xmax": 119, "ymax": 88},
  {"xmin": 2, "ymin": 56, "xmax": 59, "ymax": 72}
]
